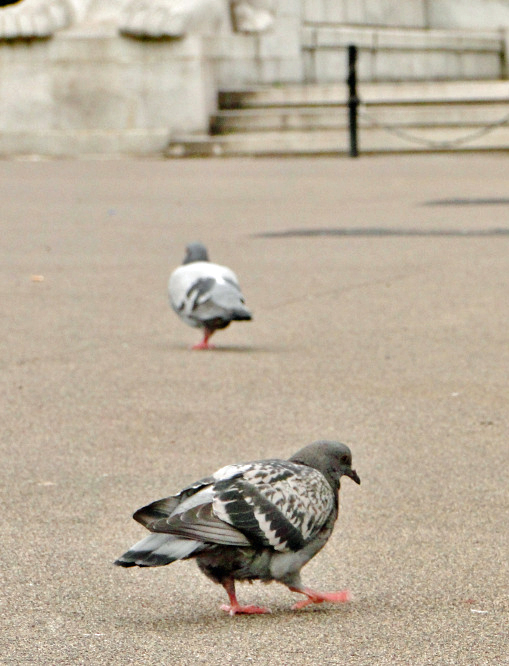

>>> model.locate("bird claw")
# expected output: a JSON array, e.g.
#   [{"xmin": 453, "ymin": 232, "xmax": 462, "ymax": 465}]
[
  {"xmin": 220, "ymin": 604, "xmax": 271, "ymax": 616},
  {"xmin": 191, "ymin": 342, "xmax": 215, "ymax": 350},
  {"xmin": 292, "ymin": 589, "xmax": 351, "ymax": 610}
]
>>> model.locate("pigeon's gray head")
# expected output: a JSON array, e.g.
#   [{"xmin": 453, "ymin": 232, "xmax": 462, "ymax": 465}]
[
  {"xmin": 289, "ymin": 440, "xmax": 360, "ymax": 491},
  {"xmin": 183, "ymin": 242, "xmax": 209, "ymax": 264}
]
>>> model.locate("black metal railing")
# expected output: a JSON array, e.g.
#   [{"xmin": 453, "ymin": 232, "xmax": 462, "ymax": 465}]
[
  {"xmin": 347, "ymin": 45, "xmax": 360, "ymax": 157},
  {"xmin": 346, "ymin": 44, "xmax": 509, "ymax": 156}
]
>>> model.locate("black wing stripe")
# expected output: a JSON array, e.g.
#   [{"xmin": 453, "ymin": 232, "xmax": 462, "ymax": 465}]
[
  {"xmin": 186, "ymin": 277, "xmax": 215, "ymax": 310},
  {"xmin": 216, "ymin": 479, "xmax": 307, "ymax": 552}
]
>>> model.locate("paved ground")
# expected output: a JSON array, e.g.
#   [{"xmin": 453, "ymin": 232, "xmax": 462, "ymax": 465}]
[{"xmin": 1, "ymin": 154, "xmax": 508, "ymax": 665}]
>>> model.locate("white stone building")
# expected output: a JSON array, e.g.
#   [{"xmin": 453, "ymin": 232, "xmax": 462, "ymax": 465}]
[{"xmin": 1, "ymin": 0, "xmax": 509, "ymax": 154}]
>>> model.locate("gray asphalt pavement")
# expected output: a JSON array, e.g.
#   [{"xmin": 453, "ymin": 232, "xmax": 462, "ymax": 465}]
[{"xmin": 1, "ymin": 154, "xmax": 508, "ymax": 665}]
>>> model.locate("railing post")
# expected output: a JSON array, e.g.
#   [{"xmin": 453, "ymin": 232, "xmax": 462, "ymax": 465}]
[{"xmin": 347, "ymin": 45, "xmax": 359, "ymax": 157}]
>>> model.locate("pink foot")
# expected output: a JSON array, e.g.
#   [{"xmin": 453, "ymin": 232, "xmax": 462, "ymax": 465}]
[
  {"xmin": 219, "ymin": 579, "xmax": 270, "ymax": 616},
  {"xmin": 291, "ymin": 589, "xmax": 351, "ymax": 611},
  {"xmin": 220, "ymin": 604, "xmax": 271, "ymax": 616},
  {"xmin": 191, "ymin": 341, "xmax": 215, "ymax": 350},
  {"xmin": 191, "ymin": 330, "xmax": 215, "ymax": 350}
]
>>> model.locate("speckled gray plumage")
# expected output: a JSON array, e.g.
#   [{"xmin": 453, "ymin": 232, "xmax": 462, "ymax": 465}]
[{"xmin": 115, "ymin": 441, "xmax": 360, "ymax": 613}]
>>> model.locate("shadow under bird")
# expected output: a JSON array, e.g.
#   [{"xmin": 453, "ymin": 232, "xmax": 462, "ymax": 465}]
[
  {"xmin": 115, "ymin": 440, "xmax": 360, "ymax": 615},
  {"xmin": 168, "ymin": 242, "xmax": 252, "ymax": 350}
]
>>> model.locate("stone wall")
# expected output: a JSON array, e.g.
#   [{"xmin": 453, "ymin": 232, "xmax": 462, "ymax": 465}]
[
  {"xmin": 206, "ymin": 0, "xmax": 302, "ymax": 86},
  {"xmin": 302, "ymin": 0, "xmax": 509, "ymax": 30},
  {"xmin": 427, "ymin": 0, "xmax": 509, "ymax": 29},
  {"xmin": 301, "ymin": 25, "xmax": 505, "ymax": 84},
  {"xmin": 0, "ymin": 31, "xmax": 214, "ymax": 155},
  {"xmin": 1, "ymin": 0, "xmax": 509, "ymax": 155},
  {"xmin": 302, "ymin": 0, "xmax": 427, "ymax": 28}
]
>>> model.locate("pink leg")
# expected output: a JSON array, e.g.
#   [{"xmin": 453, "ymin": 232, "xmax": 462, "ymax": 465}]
[
  {"xmin": 192, "ymin": 330, "xmax": 215, "ymax": 350},
  {"xmin": 289, "ymin": 586, "xmax": 351, "ymax": 611},
  {"xmin": 220, "ymin": 579, "xmax": 271, "ymax": 616}
]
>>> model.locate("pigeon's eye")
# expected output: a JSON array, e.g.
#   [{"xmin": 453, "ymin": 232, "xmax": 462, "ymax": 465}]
[{"xmin": 340, "ymin": 455, "xmax": 350, "ymax": 465}]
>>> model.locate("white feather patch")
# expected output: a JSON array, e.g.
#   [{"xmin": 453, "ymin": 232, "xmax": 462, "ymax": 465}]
[
  {"xmin": 213, "ymin": 463, "xmax": 251, "ymax": 481},
  {"xmin": 171, "ymin": 486, "xmax": 215, "ymax": 516}
]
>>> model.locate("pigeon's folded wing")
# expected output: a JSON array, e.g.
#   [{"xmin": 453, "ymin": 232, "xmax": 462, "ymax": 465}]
[
  {"xmin": 213, "ymin": 461, "xmax": 335, "ymax": 553},
  {"xmin": 133, "ymin": 475, "xmax": 216, "ymax": 529},
  {"xmin": 165, "ymin": 503, "xmax": 252, "ymax": 546},
  {"xmin": 133, "ymin": 478, "xmax": 251, "ymax": 547},
  {"xmin": 131, "ymin": 461, "xmax": 334, "ymax": 554}
]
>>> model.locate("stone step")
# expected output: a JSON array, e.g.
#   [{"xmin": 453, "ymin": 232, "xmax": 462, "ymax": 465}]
[
  {"xmin": 167, "ymin": 125, "xmax": 509, "ymax": 157},
  {"xmin": 168, "ymin": 80, "xmax": 509, "ymax": 157},
  {"xmin": 211, "ymin": 102, "xmax": 509, "ymax": 134},
  {"xmin": 219, "ymin": 81, "xmax": 509, "ymax": 109}
]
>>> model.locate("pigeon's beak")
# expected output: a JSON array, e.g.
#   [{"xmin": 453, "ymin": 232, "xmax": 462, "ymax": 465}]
[{"xmin": 344, "ymin": 468, "xmax": 361, "ymax": 485}]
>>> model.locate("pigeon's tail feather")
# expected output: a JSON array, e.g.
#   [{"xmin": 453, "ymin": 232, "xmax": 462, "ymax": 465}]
[
  {"xmin": 114, "ymin": 533, "xmax": 202, "ymax": 567},
  {"xmin": 205, "ymin": 283, "xmax": 252, "ymax": 323}
]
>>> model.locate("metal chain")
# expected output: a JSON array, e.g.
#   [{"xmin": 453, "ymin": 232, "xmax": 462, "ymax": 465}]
[{"xmin": 358, "ymin": 104, "xmax": 509, "ymax": 148}]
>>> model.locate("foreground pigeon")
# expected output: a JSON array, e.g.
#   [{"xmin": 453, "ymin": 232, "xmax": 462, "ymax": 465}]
[
  {"xmin": 168, "ymin": 242, "xmax": 252, "ymax": 349},
  {"xmin": 115, "ymin": 440, "xmax": 360, "ymax": 615}
]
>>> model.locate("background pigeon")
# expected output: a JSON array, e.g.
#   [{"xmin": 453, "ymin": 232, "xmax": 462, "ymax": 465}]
[
  {"xmin": 168, "ymin": 242, "xmax": 252, "ymax": 349},
  {"xmin": 115, "ymin": 440, "xmax": 360, "ymax": 615}
]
